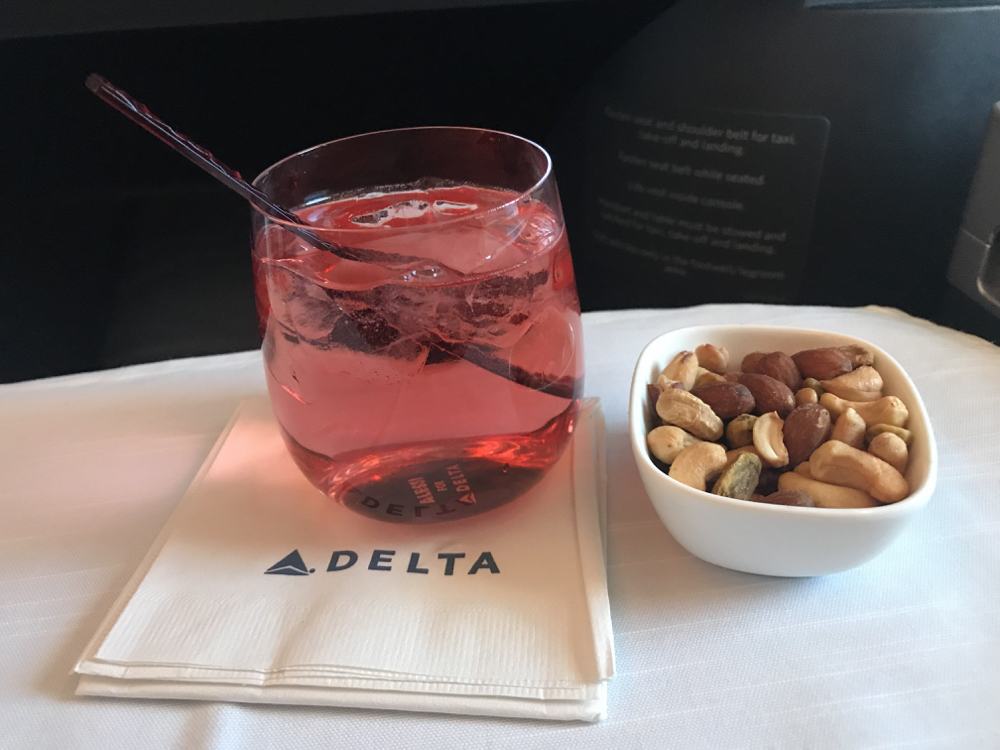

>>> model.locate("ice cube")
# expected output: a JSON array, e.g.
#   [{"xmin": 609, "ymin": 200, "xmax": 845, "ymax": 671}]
[
  {"xmin": 509, "ymin": 307, "xmax": 576, "ymax": 384},
  {"xmin": 351, "ymin": 200, "xmax": 431, "ymax": 226},
  {"xmin": 431, "ymin": 199, "xmax": 478, "ymax": 215}
]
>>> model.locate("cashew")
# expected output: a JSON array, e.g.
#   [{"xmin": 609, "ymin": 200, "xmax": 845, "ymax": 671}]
[
  {"xmin": 656, "ymin": 389, "xmax": 724, "ymax": 441},
  {"xmin": 695, "ymin": 367, "xmax": 727, "ymax": 387},
  {"xmin": 661, "ymin": 351, "xmax": 699, "ymax": 390},
  {"xmin": 819, "ymin": 393, "xmax": 909, "ymax": 427},
  {"xmin": 868, "ymin": 431, "xmax": 908, "ymax": 474},
  {"xmin": 810, "ymin": 440, "xmax": 909, "ymax": 503},
  {"xmin": 695, "ymin": 343, "xmax": 729, "ymax": 374},
  {"xmin": 752, "ymin": 411, "xmax": 789, "ymax": 468},
  {"xmin": 864, "ymin": 423, "xmax": 913, "ymax": 447},
  {"xmin": 794, "ymin": 460, "xmax": 814, "ymax": 478},
  {"xmin": 795, "ymin": 387, "xmax": 818, "ymax": 406},
  {"xmin": 778, "ymin": 471, "xmax": 879, "ymax": 509},
  {"xmin": 647, "ymin": 425, "xmax": 701, "ymax": 464},
  {"xmin": 668, "ymin": 442, "xmax": 728, "ymax": 491},
  {"xmin": 726, "ymin": 414, "xmax": 758, "ymax": 448},
  {"xmin": 820, "ymin": 366, "xmax": 883, "ymax": 402},
  {"xmin": 830, "ymin": 407, "xmax": 866, "ymax": 449},
  {"xmin": 656, "ymin": 373, "xmax": 682, "ymax": 391}
]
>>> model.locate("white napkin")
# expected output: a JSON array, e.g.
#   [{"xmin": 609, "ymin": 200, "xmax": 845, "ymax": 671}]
[{"xmin": 75, "ymin": 397, "xmax": 613, "ymax": 722}]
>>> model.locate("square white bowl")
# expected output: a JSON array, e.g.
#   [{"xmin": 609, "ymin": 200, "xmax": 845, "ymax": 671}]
[{"xmin": 629, "ymin": 325, "xmax": 938, "ymax": 577}]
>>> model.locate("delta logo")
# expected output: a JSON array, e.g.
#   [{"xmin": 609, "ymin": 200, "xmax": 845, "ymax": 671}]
[{"xmin": 265, "ymin": 549, "xmax": 500, "ymax": 577}]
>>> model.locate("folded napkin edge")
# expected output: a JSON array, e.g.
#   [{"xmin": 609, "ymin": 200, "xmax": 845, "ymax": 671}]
[{"xmin": 75, "ymin": 675, "xmax": 607, "ymax": 722}]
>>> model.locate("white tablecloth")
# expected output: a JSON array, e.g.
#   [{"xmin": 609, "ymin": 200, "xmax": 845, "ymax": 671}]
[{"xmin": 3, "ymin": 305, "xmax": 999, "ymax": 749}]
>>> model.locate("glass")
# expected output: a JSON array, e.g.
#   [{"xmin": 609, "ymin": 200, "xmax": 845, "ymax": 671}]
[{"xmin": 252, "ymin": 127, "xmax": 584, "ymax": 523}]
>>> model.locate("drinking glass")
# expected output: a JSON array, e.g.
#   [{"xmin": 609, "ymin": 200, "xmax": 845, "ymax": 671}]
[{"xmin": 252, "ymin": 127, "xmax": 583, "ymax": 523}]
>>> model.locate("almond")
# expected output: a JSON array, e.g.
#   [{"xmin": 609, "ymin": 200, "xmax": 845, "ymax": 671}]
[
  {"xmin": 751, "ymin": 351, "xmax": 803, "ymax": 391},
  {"xmin": 791, "ymin": 347, "xmax": 853, "ymax": 381},
  {"xmin": 736, "ymin": 372, "xmax": 795, "ymax": 418},
  {"xmin": 837, "ymin": 344, "xmax": 875, "ymax": 369},
  {"xmin": 782, "ymin": 403, "xmax": 832, "ymax": 466},
  {"xmin": 741, "ymin": 351, "xmax": 766, "ymax": 372},
  {"xmin": 758, "ymin": 489, "xmax": 816, "ymax": 507},
  {"xmin": 756, "ymin": 466, "xmax": 783, "ymax": 496},
  {"xmin": 690, "ymin": 382, "xmax": 755, "ymax": 420},
  {"xmin": 646, "ymin": 383, "xmax": 663, "ymax": 426}
]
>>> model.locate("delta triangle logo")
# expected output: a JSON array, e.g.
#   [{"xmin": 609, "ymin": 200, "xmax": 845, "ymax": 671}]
[
  {"xmin": 264, "ymin": 549, "xmax": 314, "ymax": 576},
  {"xmin": 456, "ymin": 492, "xmax": 476, "ymax": 505}
]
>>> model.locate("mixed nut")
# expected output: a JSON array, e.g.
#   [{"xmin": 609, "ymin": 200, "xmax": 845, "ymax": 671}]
[{"xmin": 646, "ymin": 343, "xmax": 914, "ymax": 509}]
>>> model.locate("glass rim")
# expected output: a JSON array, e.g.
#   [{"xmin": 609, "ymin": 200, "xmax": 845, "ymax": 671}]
[{"xmin": 250, "ymin": 126, "xmax": 554, "ymax": 233}]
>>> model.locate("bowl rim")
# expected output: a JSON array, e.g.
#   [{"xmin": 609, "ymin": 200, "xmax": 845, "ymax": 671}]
[{"xmin": 629, "ymin": 324, "xmax": 939, "ymax": 520}]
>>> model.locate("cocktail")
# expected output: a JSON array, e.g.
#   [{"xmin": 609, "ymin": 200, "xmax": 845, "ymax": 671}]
[{"xmin": 251, "ymin": 128, "xmax": 584, "ymax": 523}]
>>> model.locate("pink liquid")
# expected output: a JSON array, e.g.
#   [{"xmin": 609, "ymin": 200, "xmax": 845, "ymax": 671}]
[{"xmin": 253, "ymin": 184, "xmax": 584, "ymax": 522}]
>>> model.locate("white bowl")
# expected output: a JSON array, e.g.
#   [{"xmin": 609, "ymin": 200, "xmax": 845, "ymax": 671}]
[{"xmin": 629, "ymin": 325, "xmax": 938, "ymax": 577}]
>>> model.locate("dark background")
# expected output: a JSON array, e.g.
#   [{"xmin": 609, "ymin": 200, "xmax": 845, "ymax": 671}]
[
  {"xmin": 2, "ymin": 0, "xmax": 998, "ymax": 384},
  {"xmin": 0, "ymin": 0, "xmax": 673, "ymax": 382}
]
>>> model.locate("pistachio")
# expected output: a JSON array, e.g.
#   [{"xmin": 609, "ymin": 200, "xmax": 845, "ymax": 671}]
[
  {"xmin": 725, "ymin": 445, "xmax": 761, "ymax": 469},
  {"xmin": 726, "ymin": 414, "xmax": 758, "ymax": 448},
  {"xmin": 712, "ymin": 452, "xmax": 763, "ymax": 501}
]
